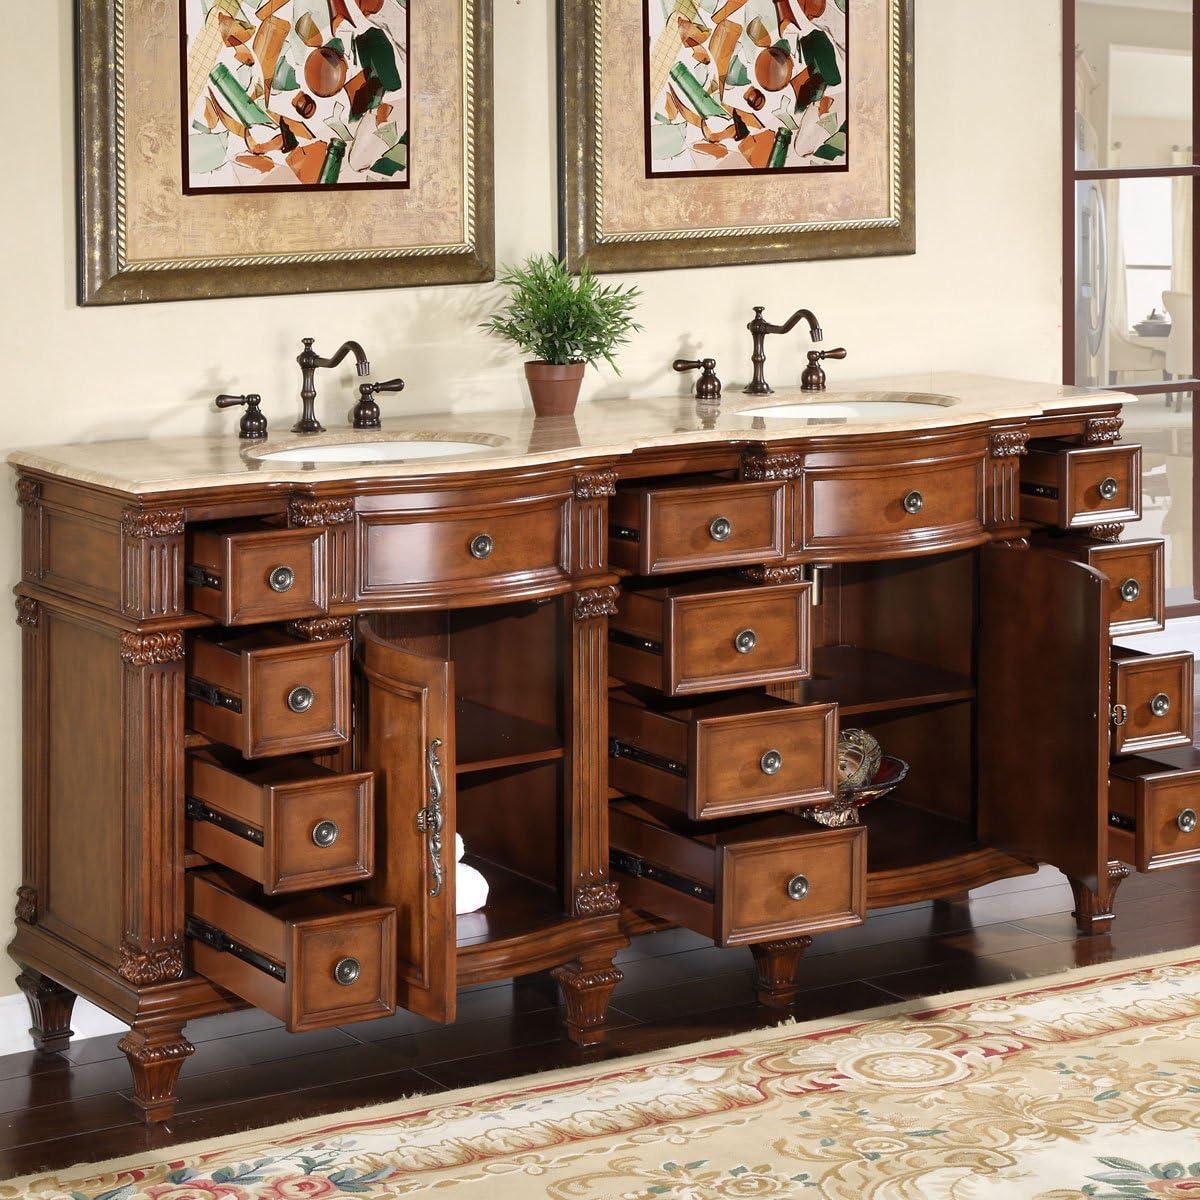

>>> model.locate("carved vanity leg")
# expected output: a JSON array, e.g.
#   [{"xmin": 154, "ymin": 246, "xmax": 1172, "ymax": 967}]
[
  {"xmin": 16, "ymin": 970, "xmax": 76, "ymax": 1053},
  {"xmin": 750, "ymin": 936, "xmax": 812, "ymax": 1008},
  {"xmin": 552, "ymin": 954, "xmax": 623, "ymax": 1048},
  {"xmin": 119, "ymin": 1018, "xmax": 195, "ymax": 1123},
  {"xmin": 1068, "ymin": 862, "xmax": 1130, "ymax": 935}
]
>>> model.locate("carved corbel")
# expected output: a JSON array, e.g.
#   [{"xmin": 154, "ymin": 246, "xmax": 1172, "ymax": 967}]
[
  {"xmin": 15, "ymin": 597, "xmax": 38, "ymax": 628},
  {"xmin": 989, "ymin": 430, "xmax": 1029, "ymax": 458},
  {"xmin": 574, "ymin": 470, "xmax": 617, "ymax": 500},
  {"xmin": 118, "ymin": 937, "xmax": 185, "ymax": 986},
  {"xmin": 287, "ymin": 615, "xmax": 354, "ymax": 642},
  {"xmin": 288, "ymin": 495, "xmax": 355, "ymax": 527},
  {"xmin": 1085, "ymin": 416, "xmax": 1124, "ymax": 445},
  {"xmin": 574, "ymin": 881, "xmax": 621, "ymax": 918},
  {"xmin": 741, "ymin": 450, "xmax": 804, "ymax": 481},
  {"xmin": 119, "ymin": 630, "xmax": 185, "ymax": 668},
  {"xmin": 573, "ymin": 585, "xmax": 619, "ymax": 622},
  {"xmin": 121, "ymin": 509, "xmax": 185, "ymax": 539}
]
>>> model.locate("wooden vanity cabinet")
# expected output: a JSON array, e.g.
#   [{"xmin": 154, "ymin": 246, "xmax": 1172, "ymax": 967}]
[{"xmin": 11, "ymin": 397, "xmax": 1188, "ymax": 1124}]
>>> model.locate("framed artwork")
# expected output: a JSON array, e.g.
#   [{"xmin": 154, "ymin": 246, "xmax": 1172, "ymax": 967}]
[
  {"xmin": 78, "ymin": 0, "xmax": 493, "ymax": 304},
  {"xmin": 559, "ymin": 0, "xmax": 913, "ymax": 273}
]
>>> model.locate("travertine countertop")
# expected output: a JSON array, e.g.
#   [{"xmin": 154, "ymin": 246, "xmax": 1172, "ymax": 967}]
[{"xmin": 8, "ymin": 373, "xmax": 1130, "ymax": 497}]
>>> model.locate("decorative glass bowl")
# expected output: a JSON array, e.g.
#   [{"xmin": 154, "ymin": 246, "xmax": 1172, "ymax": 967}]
[{"xmin": 808, "ymin": 729, "xmax": 909, "ymax": 828}]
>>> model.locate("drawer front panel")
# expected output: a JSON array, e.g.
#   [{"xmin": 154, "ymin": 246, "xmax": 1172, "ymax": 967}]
[
  {"xmin": 1111, "ymin": 650, "xmax": 1194, "ymax": 756},
  {"xmin": 1066, "ymin": 539, "xmax": 1165, "ymax": 636},
  {"xmin": 803, "ymin": 454, "xmax": 985, "ymax": 557},
  {"xmin": 609, "ymin": 800, "xmax": 865, "ymax": 948},
  {"xmin": 187, "ymin": 870, "xmax": 396, "ymax": 1033},
  {"xmin": 186, "ymin": 752, "xmax": 374, "ymax": 894},
  {"xmin": 720, "ymin": 827, "xmax": 866, "ymax": 945},
  {"xmin": 1110, "ymin": 761, "xmax": 1200, "ymax": 872},
  {"xmin": 188, "ymin": 636, "xmax": 352, "ymax": 759},
  {"xmin": 359, "ymin": 498, "xmax": 569, "ymax": 600},
  {"xmin": 1022, "ymin": 444, "xmax": 1142, "ymax": 529},
  {"xmin": 671, "ymin": 587, "xmax": 809, "ymax": 694},
  {"xmin": 609, "ymin": 695, "xmax": 837, "ymax": 819},
  {"xmin": 612, "ymin": 480, "xmax": 787, "ymax": 575},
  {"xmin": 188, "ymin": 526, "xmax": 327, "ymax": 626}
]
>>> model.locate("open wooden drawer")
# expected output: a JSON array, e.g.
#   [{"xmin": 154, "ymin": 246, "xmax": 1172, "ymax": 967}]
[
  {"xmin": 186, "ymin": 869, "xmax": 396, "ymax": 1033},
  {"xmin": 1110, "ymin": 646, "xmax": 1194, "ymax": 757},
  {"xmin": 1109, "ymin": 747, "xmax": 1200, "ymax": 872},
  {"xmin": 609, "ymin": 689, "xmax": 837, "ymax": 820},
  {"xmin": 609, "ymin": 797, "xmax": 866, "ymax": 947}
]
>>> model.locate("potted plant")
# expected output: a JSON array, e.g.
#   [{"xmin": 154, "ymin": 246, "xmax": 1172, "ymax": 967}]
[{"xmin": 482, "ymin": 254, "xmax": 642, "ymax": 416}]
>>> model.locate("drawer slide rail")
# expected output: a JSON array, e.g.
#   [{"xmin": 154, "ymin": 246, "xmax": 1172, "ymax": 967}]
[
  {"xmin": 185, "ymin": 796, "xmax": 265, "ymax": 846},
  {"xmin": 610, "ymin": 629, "xmax": 663, "ymax": 656},
  {"xmin": 610, "ymin": 738, "xmax": 688, "ymax": 778},
  {"xmin": 610, "ymin": 848, "xmax": 715, "ymax": 903},
  {"xmin": 185, "ymin": 916, "xmax": 286, "ymax": 982},
  {"xmin": 186, "ymin": 678, "xmax": 244, "ymax": 714}
]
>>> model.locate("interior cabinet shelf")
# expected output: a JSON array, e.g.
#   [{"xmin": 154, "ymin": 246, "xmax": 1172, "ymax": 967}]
[
  {"xmin": 799, "ymin": 646, "xmax": 976, "ymax": 716},
  {"xmin": 455, "ymin": 858, "xmax": 564, "ymax": 949},
  {"xmin": 455, "ymin": 700, "xmax": 565, "ymax": 774}
]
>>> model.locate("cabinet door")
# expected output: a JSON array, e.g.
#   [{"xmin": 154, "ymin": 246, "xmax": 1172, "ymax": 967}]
[
  {"xmin": 357, "ymin": 620, "xmax": 457, "ymax": 1023},
  {"xmin": 977, "ymin": 544, "xmax": 1109, "ymax": 892}
]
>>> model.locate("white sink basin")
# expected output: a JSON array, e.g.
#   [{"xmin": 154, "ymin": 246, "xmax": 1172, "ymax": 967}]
[
  {"xmin": 740, "ymin": 392, "xmax": 958, "ymax": 421},
  {"xmin": 257, "ymin": 439, "xmax": 496, "ymax": 464}
]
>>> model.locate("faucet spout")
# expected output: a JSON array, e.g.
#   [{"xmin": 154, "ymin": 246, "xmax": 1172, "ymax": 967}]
[
  {"xmin": 294, "ymin": 338, "xmax": 372, "ymax": 434},
  {"xmin": 744, "ymin": 306, "xmax": 824, "ymax": 395}
]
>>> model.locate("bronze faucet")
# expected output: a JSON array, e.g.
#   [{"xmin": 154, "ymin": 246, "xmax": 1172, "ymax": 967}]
[
  {"xmin": 295, "ymin": 338, "xmax": 371, "ymax": 433},
  {"xmin": 744, "ymin": 307, "xmax": 824, "ymax": 395},
  {"xmin": 801, "ymin": 347, "xmax": 848, "ymax": 392}
]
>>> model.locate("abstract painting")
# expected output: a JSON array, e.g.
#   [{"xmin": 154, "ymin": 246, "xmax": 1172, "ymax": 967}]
[
  {"xmin": 181, "ymin": 0, "xmax": 410, "ymax": 193},
  {"xmin": 645, "ymin": 0, "xmax": 848, "ymax": 177},
  {"xmin": 560, "ymin": 0, "xmax": 910, "ymax": 273},
  {"xmin": 78, "ymin": 0, "xmax": 492, "ymax": 304}
]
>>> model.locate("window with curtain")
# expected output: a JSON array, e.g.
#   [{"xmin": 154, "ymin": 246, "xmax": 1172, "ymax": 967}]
[{"xmin": 1066, "ymin": 0, "xmax": 1198, "ymax": 613}]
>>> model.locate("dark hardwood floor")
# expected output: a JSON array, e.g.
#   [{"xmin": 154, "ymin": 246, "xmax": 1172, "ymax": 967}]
[{"xmin": 1, "ymin": 860, "xmax": 1199, "ymax": 1180}]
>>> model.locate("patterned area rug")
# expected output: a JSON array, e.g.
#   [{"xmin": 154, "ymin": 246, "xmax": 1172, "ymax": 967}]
[{"xmin": 7, "ymin": 949, "xmax": 1200, "ymax": 1199}]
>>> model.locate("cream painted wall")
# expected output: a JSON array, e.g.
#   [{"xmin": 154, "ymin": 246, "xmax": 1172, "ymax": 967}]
[{"xmin": 0, "ymin": 0, "xmax": 1063, "ymax": 996}]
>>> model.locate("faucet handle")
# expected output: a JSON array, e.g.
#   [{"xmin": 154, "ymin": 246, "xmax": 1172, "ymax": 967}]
[
  {"xmin": 673, "ymin": 358, "xmax": 722, "ymax": 401},
  {"xmin": 351, "ymin": 377, "xmax": 404, "ymax": 430},
  {"xmin": 215, "ymin": 393, "xmax": 268, "ymax": 440},
  {"xmin": 800, "ymin": 348, "xmax": 847, "ymax": 393}
]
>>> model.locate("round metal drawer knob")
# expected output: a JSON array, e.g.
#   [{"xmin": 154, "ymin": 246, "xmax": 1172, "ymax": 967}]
[
  {"xmin": 1177, "ymin": 808, "xmax": 1198, "ymax": 834},
  {"xmin": 734, "ymin": 628, "xmax": 758, "ymax": 654},
  {"xmin": 267, "ymin": 565, "xmax": 296, "ymax": 593},
  {"xmin": 469, "ymin": 533, "xmax": 494, "ymax": 560},
  {"xmin": 709, "ymin": 516, "xmax": 733, "ymax": 542},
  {"xmin": 1150, "ymin": 692, "xmax": 1172, "ymax": 718},
  {"xmin": 902, "ymin": 490, "xmax": 924, "ymax": 515},
  {"xmin": 1120, "ymin": 578, "xmax": 1141, "ymax": 603},
  {"xmin": 1099, "ymin": 476, "xmax": 1120, "ymax": 501},
  {"xmin": 287, "ymin": 685, "xmax": 315, "ymax": 714},
  {"xmin": 311, "ymin": 820, "xmax": 340, "ymax": 848},
  {"xmin": 333, "ymin": 957, "xmax": 361, "ymax": 986},
  {"xmin": 760, "ymin": 749, "xmax": 783, "ymax": 776},
  {"xmin": 786, "ymin": 874, "xmax": 810, "ymax": 901}
]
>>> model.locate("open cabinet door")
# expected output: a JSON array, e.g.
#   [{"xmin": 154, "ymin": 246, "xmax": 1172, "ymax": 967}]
[
  {"xmin": 978, "ymin": 544, "xmax": 1109, "ymax": 893},
  {"xmin": 357, "ymin": 619, "xmax": 457, "ymax": 1023}
]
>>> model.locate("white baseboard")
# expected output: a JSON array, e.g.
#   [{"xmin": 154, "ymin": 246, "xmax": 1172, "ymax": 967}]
[{"xmin": 0, "ymin": 991, "xmax": 128, "ymax": 1056}]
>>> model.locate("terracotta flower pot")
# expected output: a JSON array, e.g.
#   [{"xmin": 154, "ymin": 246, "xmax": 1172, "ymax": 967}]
[{"xmin": 524, "ymin": 361, "xmax": 585, "ymax": 417}]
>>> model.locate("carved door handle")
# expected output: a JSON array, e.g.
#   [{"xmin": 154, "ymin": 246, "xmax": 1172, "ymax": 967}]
[{"xmin": 416, "ymin": 738, "xmax": 446, "ymax": 897}]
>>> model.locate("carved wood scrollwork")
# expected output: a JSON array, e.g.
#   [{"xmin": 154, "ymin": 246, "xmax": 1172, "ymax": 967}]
[
  {"xmin": 739, "ymin": 564, "xmax": 805, "ymax": 585},
  {"xmin": 574, "ymin": 470, "xmax": 617, "ymax": 500},
  {"xmin": 119, "ymin": 631, "xmax": 185, "ymax": 668},
  {"xmin": 287, "ymin": 616, "xmax": 354, "ymax": 642},
  {"xmin": 989, "ymin": 430, "xmax": 1029, "ymax": 458},
  {"xmin": 15, "ymin": 885, "xmax": 36, "ymax": 924},
  {"xmin": 741, "ymin": 450, "xmax": 804, "ymax": 481},
  {"xmin": 574, "ymin": 881, "xmax": 621, "ymax": 917},
  {"xmin": 1069, "ymin": 861, "xmax": 1130, "ymax": 934},
  {"xmin": 121, "ymin": 510, "xmax": 185, "ymax": 539},
  {"xmin": 288, "ymin": 496, "xmax": 355, "ymax": 527},
  {"xmin": 573, "ymin": 585, "xmax": 619, "ymax": 621},
  {"xmin": 1085, "ymin": 416, "xmax": 1124, "ymax": 444},
  {"xmin": 14, "ymin": 597, "xmax": 38, "ymax": 628},
  {"xmin": 1090, "ymin": 523, "xmax": 1126, "ymax": 543},
  {"xmin": 118, "ymin": 937, "xmax": 185, "ymax": 986},
  {"xmin": 15, "ymin": 478, "xmax": 41, "ymax": 508}
]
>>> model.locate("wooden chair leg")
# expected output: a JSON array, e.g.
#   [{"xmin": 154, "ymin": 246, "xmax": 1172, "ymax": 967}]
[
  {"xmin": 16, "ymin": 970, "xmax": 76, "ymax": 1054},
  {"xmin": 1069, "ymin": 862, "xmax": 1130, "ymax": 935},
  {"xmin": 750, "ymin": 936, "xmax": 812, "ymax": 1008},
  {"xmin": 119, "ymin": 1018, "xmax": 195, "ymax": 1123},
  {"xmin": 552, "ymin": 954, "xmax": 623, "ymax": 1048}
]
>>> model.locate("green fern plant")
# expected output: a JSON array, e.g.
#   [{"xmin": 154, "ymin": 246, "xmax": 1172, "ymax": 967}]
[{"xmin": 482, "ymin": 255, "xmax": 642, "ymax": 370}]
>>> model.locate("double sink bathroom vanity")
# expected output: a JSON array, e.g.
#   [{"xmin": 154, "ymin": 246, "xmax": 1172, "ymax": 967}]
[{"xmin": 8, "ymin": 372, "xmax": 1197, "ymax": 1123}]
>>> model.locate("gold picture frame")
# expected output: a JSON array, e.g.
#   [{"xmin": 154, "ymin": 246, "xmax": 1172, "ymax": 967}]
[
  {"xmin": 77, "ymin": 0, "xmax": 494, "ymax": 305},
  {"xmin": 558, "ymin": 0, "xmax": 913, "ymax": 273}
]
